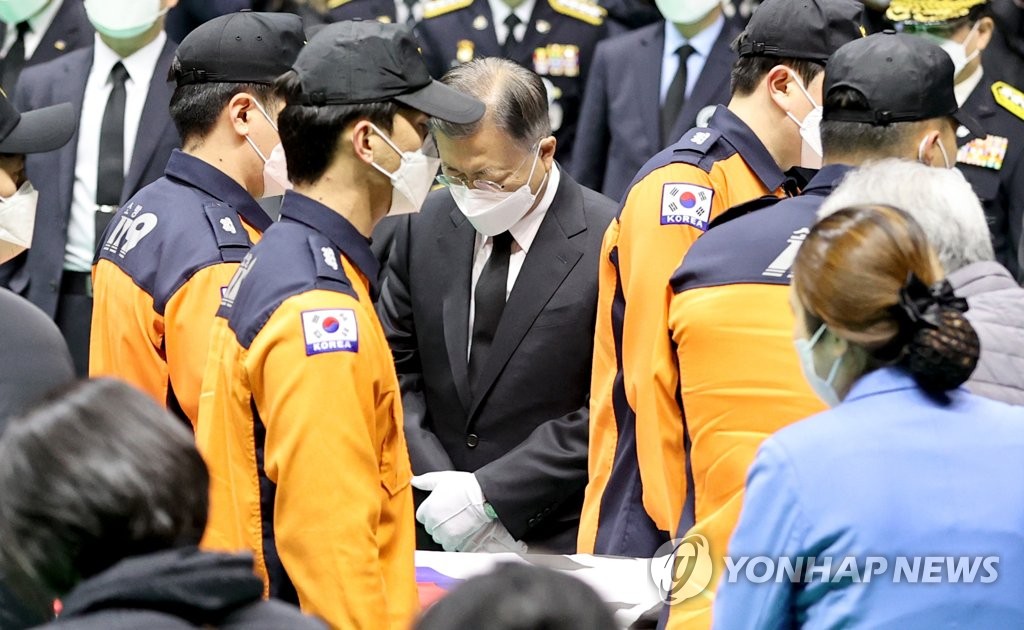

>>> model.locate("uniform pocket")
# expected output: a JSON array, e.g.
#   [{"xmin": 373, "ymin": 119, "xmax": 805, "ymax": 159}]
[{"xmin": 380, "ymin": 396, "xmax": 413, "ymax": 498}]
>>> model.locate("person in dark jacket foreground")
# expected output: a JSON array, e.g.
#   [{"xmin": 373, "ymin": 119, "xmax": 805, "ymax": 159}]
[{"xmin": 0, "ymin": 379, "xmax": 326, "ymax": 629}]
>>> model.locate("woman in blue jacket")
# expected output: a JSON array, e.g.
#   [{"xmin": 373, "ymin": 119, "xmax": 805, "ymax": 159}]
[{"xmin": 713, "ymin": 204, "xmax": 1024, "ymax": 629}]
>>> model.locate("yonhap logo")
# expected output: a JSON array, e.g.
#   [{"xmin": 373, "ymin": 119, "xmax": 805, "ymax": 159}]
[{"xmin": 651, "ymin": 535, "xmax": 714, "ymax": 605}]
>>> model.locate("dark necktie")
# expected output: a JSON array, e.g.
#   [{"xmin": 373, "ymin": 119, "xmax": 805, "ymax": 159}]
[
  {"xmin": 661, "ymin": 44, "xmax": 695, "ymax": 146},
  {"xmin": 1, "ymin": 21, "xmax": 30, "ymax": 92},
  {"xmin": 502, "ymin": 13, "xmax": 522, "ymax": 56},
  {"xmin": 403, "ymin": 0, "xmax": 418, "ymax": 26},
  {"xmin": 95, "ymin": 62, "xmax": 129, "ymax": 248},
  {"xmin": 469, "ymin": 231, "xmax": 514, "ymax": 391}
]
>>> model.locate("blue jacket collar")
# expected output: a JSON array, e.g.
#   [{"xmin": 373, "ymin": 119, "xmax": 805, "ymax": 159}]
[
  {"xmin": 845, "ymin": 366, "xmax": 924, "ymax": 403},
  {"xmin": 278, "ymin": 191, "xmax": 380, "ymax": 297},
  {"xmin": 708, "ymin": 106, "xmax": 787, "ymax": 193},
  {"xmin": 163, "ymin": 150, "xmax": 273, "ymax": 233}
]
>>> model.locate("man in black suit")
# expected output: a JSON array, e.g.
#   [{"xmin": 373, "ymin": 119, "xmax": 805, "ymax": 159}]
[
  {"xmin": 414, "ymin": 0, "xmax": 614, "ymax": 170},
  {"xmin": 1, "ymin": 0, "xmax": 181, "ymax": 374},
  {"xmin": 0, "ymin": 0, "xmax": 93, "ymax": 92},
  {"xmin": 379, "ymin": 57, "xmax": 615, "ymax": 553},
  {"xmin": 571, "ymin": 0, "xmax": 740, "ymax": 201}
]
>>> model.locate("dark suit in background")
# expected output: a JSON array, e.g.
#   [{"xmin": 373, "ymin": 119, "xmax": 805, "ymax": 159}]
[
  {"xmin": 599, "ymin": 0, "xmax": 660, "ymax": 29},
  {"xmin": 1, "ymin": 39, "xmax": 180, "ymax": 372},
  {"xmin": 378, "ymin": 171, "xmax": 616, "ymax": 552},
  {"xmin": 325, "ymin": 0, "xmax": 397, "ymax": 22},
  {"xmin": 0, "ymin": 0, "xmax": 93, "ymax": 92},
  {"xmin": 165, "ymin": 0, "xmax": 251, "ymax": 43},
  {"xmin": 571, "ymin": 17, "xmax": 740, "ymax": 201}
]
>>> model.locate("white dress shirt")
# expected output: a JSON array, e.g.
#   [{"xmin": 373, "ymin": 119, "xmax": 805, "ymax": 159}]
[
  {"xmin": 64, "ymin": 30, "xmax": 166, "ymax": 272},
  {"xmin": 659, "ymin": 13, "xmax": 726, "ymax": 105},
  {"xmin": 394, "ymin": 0, "xmax": 424, "ymax": 24},
  {"xmin": 467, "ymin": 162, "xmax": 561, "ymax": 355},
  {"xmin": 955, "ymin": 66, "xmax": 983, "ymax": 108},
  {"xmin": 0, "ymin": 0, "xmax": 63, "ymax": 61},
  {"xmin": 488, "ymin": 0, "xmax": 536, "ymax": 45}
]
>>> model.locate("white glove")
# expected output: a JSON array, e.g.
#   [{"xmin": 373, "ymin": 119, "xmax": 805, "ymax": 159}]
[
  {"xmin": 460, "ymin": 520, "xmax": 528, "ymax": 553},
  {"xmin": 411, "ymin": 471, "xmax": 493, "ymax": 551}
]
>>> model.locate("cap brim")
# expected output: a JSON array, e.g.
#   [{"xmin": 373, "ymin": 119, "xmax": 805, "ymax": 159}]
[
  {"xmin": 394, "ymin": 80, "xmax": 485, "ymax": 125},
  {"xmin": 952, "ymin": 109, "xmax": 985, "ymax": 143},
  {"xmin": 0, "ymin": 102, "xmax": 76, "ymax": 154}
]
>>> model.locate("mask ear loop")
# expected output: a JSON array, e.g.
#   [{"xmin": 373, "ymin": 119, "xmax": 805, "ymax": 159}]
[
  {"xmin": 783, "ymin": 72, "xmax": 820, "ymax": 128},
  {"xmin": 917, "ymin": 134, "xmax": 951, "ymax": 168}
]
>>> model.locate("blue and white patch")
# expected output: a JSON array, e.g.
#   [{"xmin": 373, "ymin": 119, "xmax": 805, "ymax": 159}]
[
  {"xmin": 301, "ymin": 309, "xmax": 359, "ymax": 355},
  {"xmin": 661, "ymin": 183, "xmax": 713, "ymax": 230}
]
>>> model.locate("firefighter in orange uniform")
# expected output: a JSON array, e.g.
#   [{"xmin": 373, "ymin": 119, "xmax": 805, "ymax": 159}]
[
  {"xmin": 89, "ymin": 12, "xmax": 305, "ymax": 426},
  {"xmin": 195, "ymin": 22, "xmax": 484, "ymax": 630},
  {"xmin": 580, "ymin": 0, "xmax": 867, "ymax": 556}
]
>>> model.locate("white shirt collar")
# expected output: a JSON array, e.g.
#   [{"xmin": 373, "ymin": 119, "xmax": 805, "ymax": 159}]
[
  {"xmin": 487, "ymin": 0, "xmax": 537, "ymax": 32},
  {"xmin": 663, "ymin": 13, "xmax": 725, "ymax": 61},
  {"xmin": 508, "ymin": 161, "xmax": 559, "ymax": 253},
  {"xmin": 28, "ymin": 0, "xmax": 63, "ymax": 34},
  {"xmin": 92, "ymin": 29, "xmax": 167, "ymax": 87},
  {"xmin": 954, "ymin": 66, "xmax": 984, "ymax": 108}
]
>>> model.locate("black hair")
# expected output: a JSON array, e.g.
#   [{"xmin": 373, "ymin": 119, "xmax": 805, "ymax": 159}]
[
  {"xmin": 167, "ymin": 58, "xmax": 279, "ymax": 145},
  {"xmin": 415, "ymin": 563, "xmax": 618, "ymax": 630},
  {"xmin": 729, "ymin": 54, "xmax": 824, "ymax": 97},
  {"xmin": 820, "ymin": 87, "xmax": 921, "ymax": 157},
  {"xmin": 273, "ymin": 70, "xmax": 399, "ymax": 186},
  {"xmin": 0, "ymin": 380, "xmax": 209, "ymax": 600}
]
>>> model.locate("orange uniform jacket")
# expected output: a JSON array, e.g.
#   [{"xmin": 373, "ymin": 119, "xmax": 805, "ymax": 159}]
[
  {"xmin": 90, "ymin": 150, "xmax": 273, "ymax": 426},
  {"xmin": 659, "ymin": 167, "xmax": 854, "ymax": 628},
  {"xmin": 196, "ymin": 192, "xmax": 417, "ymax": 630},
  {"xmin": 580, "ymin": 106, "xmax": 791, "ymax": 556}
]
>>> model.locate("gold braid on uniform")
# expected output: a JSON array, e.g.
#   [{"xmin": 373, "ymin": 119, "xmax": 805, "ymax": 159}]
[{"xmin": 886, "ymin": 0, "xmax": 987, "ymax": 25}]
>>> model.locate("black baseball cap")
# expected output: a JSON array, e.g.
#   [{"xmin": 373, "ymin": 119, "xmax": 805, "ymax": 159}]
[
  {"xmin": 290, "ymin": 21, "xmax": 485, "ymax": 124},
  {"xmin": 823, "ymin": 32, "xmax": 984, "ymax": 135},
  {"xmin": 172, "ymin": 11, "xmax": 305, "ymax": 87},
  {"xmin": 737, "ymin": 0, "xmax": 867, "ymax": 64},
  {"xmin": 0, "ymin": 90, "xmax": 74, "ymax": 154}
]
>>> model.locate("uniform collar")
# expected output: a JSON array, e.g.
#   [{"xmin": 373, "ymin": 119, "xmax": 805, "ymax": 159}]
[
  {"xmin": 278, "ymin": 191, "xmax": 380, "ymax": 297},
  {"xmin": 163, "ymin": 150, "xmax": 273, "ymax": 233},
  {"xmin": 708, "ymin": 106, "xmax": 787, "ymax": 193},
  {"xmin": 802, "ymin": 163, "xmax": 853, "ymax": 195}
]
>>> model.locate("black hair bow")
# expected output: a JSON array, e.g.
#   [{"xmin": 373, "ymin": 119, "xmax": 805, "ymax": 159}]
[{"xmin": 894, "ymin": 273, "xmax": 969, "ymax": 331}]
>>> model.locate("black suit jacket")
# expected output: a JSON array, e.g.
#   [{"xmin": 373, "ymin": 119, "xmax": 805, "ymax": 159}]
[
  {"xmin": 571, "ymin": 18, "xmax": 740, "ymax": 201},
  {"xmin": 1, "ymin": 38, "xmax": 180, "ymax": 316},
  {"xmin": 378, "ymin": 170, "xmax": 616, "ymax": 552},
  {"xmin": 326, "ymin": 0, "xmax": 397, "ymax": 22},
  {"xmin": 0, "ymin": 0, "xmax": 93, "ymax": 92}
]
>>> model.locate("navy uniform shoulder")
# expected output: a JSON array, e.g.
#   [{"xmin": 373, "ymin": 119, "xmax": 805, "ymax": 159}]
[
  {"xmin": 220, "ymin": 222, "xmax": 358, "ymax": 350},
  {"xmin": 326, "ymin": 0, "xmax": 396, "ymax": 22},
  {"xmin": 628, "ymin": 126, "xmax": 733, "ymax": 191}
]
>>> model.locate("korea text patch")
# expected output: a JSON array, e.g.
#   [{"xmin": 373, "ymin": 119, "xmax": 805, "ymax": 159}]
[
  {"xmin": 301, "ymin": 309, "xmax": 359, "ymax": 356},
  {"xmin": 661, "ymin": 183, "xmax": 713, "ymax": 230}
]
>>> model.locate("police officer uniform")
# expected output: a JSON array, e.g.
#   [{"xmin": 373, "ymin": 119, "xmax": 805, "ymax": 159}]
[
  {"xmin": 89, "ymin": 13, "xmax": 305, "ymax": 426},
  {"xmin": 580, "ymin": 0, "xmax": 867, "ymax": 559},
  {"xmin": 326, "ymin": 0, "xmax": 399, "ymax": 22},
  {"xmin": 415, "ymin": 0, "xmax": 611, "ymax": 168},
  {"xmin": 889, "ymin": 0, "xmax": 1024, "ymax": 280},
  {"xmin": 195, "ymin": 22, "xmax": 484, "ymax": 630}
]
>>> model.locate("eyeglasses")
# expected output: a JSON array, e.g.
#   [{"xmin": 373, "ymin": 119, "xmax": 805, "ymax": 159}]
[{"xmin": 435, "ymin": 143, "xmax": 540, "ymax": 193}]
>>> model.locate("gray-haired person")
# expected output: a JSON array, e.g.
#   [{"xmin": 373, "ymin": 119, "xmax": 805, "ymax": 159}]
[
  {"xmin": 378, "ymin": 57, "xmax": 616, "ymax": 554},
  {"xmin": 820, "ymin": 158, "xmax": 1024, "ymax": 406}
]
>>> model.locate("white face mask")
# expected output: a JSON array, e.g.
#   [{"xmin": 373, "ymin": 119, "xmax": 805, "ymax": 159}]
[
  {"xmin": 0, "ymin": 181, "xmax": 38, "ymax": 265},
  {"xmin": 784, "ymin": 73, "xmax": 824, "ymax": 169},
  {"xmin": 794, "ymin": 323, "xmax": 844, "ymax": 407},
  {"xmin": 84, "ymin": 0, "xmax": 168, "ymax": 40},
  {"xmin": 655, "ymin": 0, "xmax": 721, "ymax": 25},
  {"xmin": 918, "ymin": 134, "xmax": 952, "ymax": 168},
  {"xmin": 243, "ymin": 99, "xmax": 287, "ymax": 199},
  {"xmin": 938, "ymin": 22, "xmax": 981, "ymax": 81},
  {"xmin": 449, "ymin": 149, "xmax": 546, "ymax": 237},
  {"xmin": 0, "ymin": 0, "xmax": 49, "ymax": 26},
  {"xmin": 369, "ymin": 124, "xmax": 441, "ymax": 216}
]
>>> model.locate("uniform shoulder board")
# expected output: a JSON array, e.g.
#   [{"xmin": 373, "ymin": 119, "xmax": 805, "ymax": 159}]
[
  {"xmin": 307, "ymin": 234, "xmax": 359, "ymax": 300},
  {"xmin": 327, "ymin": 0, "xmax": 352, "ymax": 8},
  {"xmin": 992, "ymin": 81, "xmax": 1024, "ymax": 122},
  {"xmin": 672, "ymin": 128, "xmax": 723, "ymax": 156},
  {"xmin": 203, "ymin": 203, "xmax": 251, "ymax": 263},
  {"xmin": 548, "ymin": 0, "xmax": 605, "ymax": 26},
  {"xmin": 423, "ymin": 0, "xmax": 474, "ymax": 19}
]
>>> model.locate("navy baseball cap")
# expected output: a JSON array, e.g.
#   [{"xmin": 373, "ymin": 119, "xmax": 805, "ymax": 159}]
[
  {"xmin": 824, "ymin": 31, "xmax": 984, "ymax": 136},
  {"xmin": 173, "ymin": 11, "xmax": 306, "ymax": 87},
  {"xmin": 290, "ymin": 21, "xmax": 484, "ymax": 124},
  {"xmin": 737, "ymin": 0, "xmax": 867, "ymax": 64},
  {"xmin": 0, "ymin": 89, "xmax": 74, "ymax": 154}
]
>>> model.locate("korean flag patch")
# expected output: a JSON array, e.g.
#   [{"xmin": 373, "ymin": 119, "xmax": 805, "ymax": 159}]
[
  {"xmin": 301, "ymin": 309, "xmax": 359, "ymax": 356},
  {"xmin": 661, "ymin": 183, "xmax": 713, "ymax": 231}
]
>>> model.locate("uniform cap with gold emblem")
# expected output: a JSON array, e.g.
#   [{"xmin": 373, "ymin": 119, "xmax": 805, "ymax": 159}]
[
  {"xmin": 823, "ymin": 32, "xmax": 985, "ymax": 137},
  {"xmin": 886, "ymin": 0, "xmax": 988, "ymax": 27},
  {"xmin": 0, "ymin": 89, "xmax": 74, "ymax": 154},
  {"xmin": 737, "ymin": 0, "xmax": 867, "ymax": 64}
]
